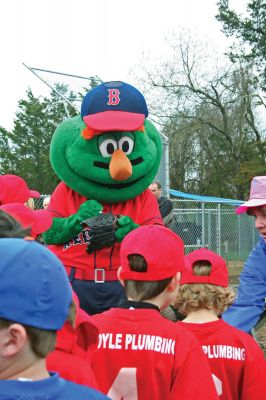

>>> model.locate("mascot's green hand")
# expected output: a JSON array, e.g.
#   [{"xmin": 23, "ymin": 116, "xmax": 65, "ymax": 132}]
[
  {"xmin": 77, "ymin": 200, "xmax": 103, "ymax": 221},
  {"xmin": 43, "ymin": 200, "xmax": 103, "ymax": 245},
  {"xmin": 115, "ymin": 216, "xmax": 139, "ymax": 243}
]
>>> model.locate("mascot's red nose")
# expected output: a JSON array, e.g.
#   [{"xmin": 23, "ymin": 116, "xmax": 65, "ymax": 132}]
[{"xmin": 109, "ymin": 149, "xmax": 132, "ymax": 181}]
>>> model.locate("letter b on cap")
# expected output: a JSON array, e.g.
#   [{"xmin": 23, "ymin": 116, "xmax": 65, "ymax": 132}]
[{"xmin": 107, "ymin": 89, "xmax": 120, "ymax": 105}]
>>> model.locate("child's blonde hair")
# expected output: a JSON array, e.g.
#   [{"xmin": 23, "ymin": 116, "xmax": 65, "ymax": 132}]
[
  {"xmin": 25, "ymin": 197, "xmax": 35, "ymax": 210},
  {"xmin": 175, "ymin": 261, "xmax": 235, "ymax": 316}
]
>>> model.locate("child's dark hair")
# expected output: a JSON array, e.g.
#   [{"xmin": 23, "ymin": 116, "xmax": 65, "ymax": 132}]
[
  {"xmin": 124, "ymin": 254, "xmax": 172, "ymax": 301},
  {"xmin": 0, "ymin": 299, "xmax": 76, "ymax": 359},
  {"xmin": 247, "ymin": 205, "xmax": 266, "ymax": 216},
  {"xmin": 0, "ymin": 210, "xmax": 30, "ymax": 238},
  {"xmin": 0, "ymin": 318, "xmax": 56, "ymax": 358}
]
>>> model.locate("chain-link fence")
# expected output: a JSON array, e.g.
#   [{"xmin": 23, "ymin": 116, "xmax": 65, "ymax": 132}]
[
  {"xmin": 34, "ymin": 195, "xmax": 257, "ymax": 266},
  {"xmin": 170, "ymin": 199, "xmax": 258, "ymax": 265},
  {"xmin": 33, "ymin": 196, "xmax": 51, "ymax": 210},
  {"xmin": 170, "ymin": 198, "xmax": 260, "ymax": 300}
]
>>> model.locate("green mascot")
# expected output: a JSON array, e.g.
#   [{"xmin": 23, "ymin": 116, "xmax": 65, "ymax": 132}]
[{"xmin": 43, "ymin": 81, "xmax": 163, "ymax": 314}]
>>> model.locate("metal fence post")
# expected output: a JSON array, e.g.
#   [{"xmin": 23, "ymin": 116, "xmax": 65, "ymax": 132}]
[
  {"xmin": 217, "ymin": 203, "xmax": 221, "ymax": 255},
  {"xmin": 238, "ymin": 216, "xmax": 241, "ymax": 259},
  {"xmin": 208, "ymin": 209, "xmax": 211, "ymax": 249},
  {"xmin": 201, "ymin": 202, "xmax": 205, "ymax": 247}
]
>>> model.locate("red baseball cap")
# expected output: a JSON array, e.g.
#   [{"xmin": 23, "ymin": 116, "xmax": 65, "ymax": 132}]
[
  {"xmin": 72, "ymin": 292, "xmax": 99, "ymax": 348},
  {"xmin": 120, "ymin": 225, "xmax": 185, "ymax": 281},
  {"xmin": 0, "ymin": 203, "xmax": 52, "ymax": 239},
  {"xmin": 29, "ymin": 190, "xmax": 41, "ymax": 198},
  {"xmin": 181, "ymin": 248, "xmax": 228, "ymax": 287},
  {"xmin": 0, "ymin": 174, "xmax": 40, "ymax": 204}
]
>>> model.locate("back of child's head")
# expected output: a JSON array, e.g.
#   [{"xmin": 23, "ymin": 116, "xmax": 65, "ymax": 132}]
[
  {"xmin": 175, "ymin": 248, "xmax": 235, "ymax": 315},
  {"xmin": 0, "ymin": 238, "xmax": 73, "ymax": 358},
  {"xmin": 0, "ymin": 203, "xmax": 53, "ymax": 240},
  {"xmin": 0, "ymin": 209, "xmax": 30, "ymax": 238},
  {"xmin": 120, "ymin": 225, "xmax": 185, "ymax": 301}
]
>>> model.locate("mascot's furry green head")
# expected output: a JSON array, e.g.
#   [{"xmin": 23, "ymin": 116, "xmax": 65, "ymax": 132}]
[{"xmin": 50, "ymin": 81, "xmax": 162, "ymax": 203}]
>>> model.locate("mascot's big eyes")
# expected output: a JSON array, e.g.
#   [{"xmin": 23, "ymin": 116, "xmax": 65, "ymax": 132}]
[
  {"xmin": 99, "ymin": 136, "xmax": 135, "ymax": 157},
  {"xmin": 118, "ymin": 136, "xmax": 134, "ymax": 155},
  {"xmin": 99, "ymin": 139, "xmax": 118, "ymax": 157}
]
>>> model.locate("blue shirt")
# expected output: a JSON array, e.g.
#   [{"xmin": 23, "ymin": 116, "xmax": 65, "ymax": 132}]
[
  {"xmin": 223, "ymin": 236, "xmax": 266, "ymax": 333},
  {"xmin": 0, "ymin": 372, "xmax": 109, "ymax": 399}
]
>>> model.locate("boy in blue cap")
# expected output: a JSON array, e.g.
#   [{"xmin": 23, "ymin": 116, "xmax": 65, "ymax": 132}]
[{"xmin": 0, "ymin": 238, "xmax": 109, "ymax": 400}]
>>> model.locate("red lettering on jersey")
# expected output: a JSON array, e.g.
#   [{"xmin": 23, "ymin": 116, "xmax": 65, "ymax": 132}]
[{"xmin": 107, "ymin": 89, "xmax": 120, "ymax": 105}]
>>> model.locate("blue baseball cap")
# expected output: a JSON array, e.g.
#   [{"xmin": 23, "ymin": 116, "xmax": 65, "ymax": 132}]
[
  {"xmin": 0, "ymin": 238, "xmax": 72, "ymax": 330},
  {"xmin": 81, "ymin": 81, "xmax": 148, "ymax": 132}
]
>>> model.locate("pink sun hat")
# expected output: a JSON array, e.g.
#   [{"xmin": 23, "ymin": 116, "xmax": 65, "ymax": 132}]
[{"xmin": 236, "ymin": 176, "xmax": 266, "ymax": 214}]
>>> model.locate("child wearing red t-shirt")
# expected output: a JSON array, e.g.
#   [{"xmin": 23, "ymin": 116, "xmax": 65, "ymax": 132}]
[
  {"xmin": 175, "ymin": 248, "xmax": 266, "ymax": 399},
  {"xmin": 91, "ymin": 225, "xmax": 218, "ymax": 400},
  {"xmin": 46, "ymin": 293, "xmax": 99, "ymax": 389}
]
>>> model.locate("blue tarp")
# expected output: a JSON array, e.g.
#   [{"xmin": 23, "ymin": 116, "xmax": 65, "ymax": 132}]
[{"xmin": 170, "ymin": 189, "xmax": 244, "ymax": 206}]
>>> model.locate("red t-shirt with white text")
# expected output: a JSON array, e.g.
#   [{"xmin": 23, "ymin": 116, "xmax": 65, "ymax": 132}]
[
  {"xmin": 91, "ymin": 308, "xmax": 219, "ymax": 400},
  {"xmin": 179, "ymin": 319, "xmax": 266, "ymax": 399}
]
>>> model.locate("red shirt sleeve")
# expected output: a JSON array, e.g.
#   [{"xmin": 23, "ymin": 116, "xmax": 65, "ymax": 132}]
[
  {"xmin": 48, "ymin": 182, "xmax": 87, "ymax": 218},
  {"xmin": 48, "ymin": 182, "xmax": 70, "ymax": 218},
  {"xmin": 138, "ymin": 189, "xmax": 163, "ymax": 225}
]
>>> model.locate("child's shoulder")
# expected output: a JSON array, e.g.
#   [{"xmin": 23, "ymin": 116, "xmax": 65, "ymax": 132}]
[
  {"xmin": 222, "ymin": 319, "xmax": 262, "ymax": 347},
  {"xmin": 62, "ymin": 378, "xmax": 108, "ymax": 399}
]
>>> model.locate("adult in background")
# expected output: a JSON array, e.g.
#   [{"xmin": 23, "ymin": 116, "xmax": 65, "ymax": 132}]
[
  {"xmin": 43, "ymin": 196, "xmax": 51, "ymax": 209},
  {"xmin": 223, "ymin": 176, "xmax": 266, "ymax": 333},
  {"xmin": 149, "ymin": 181, "xmax": 174, "ymax": 228}
]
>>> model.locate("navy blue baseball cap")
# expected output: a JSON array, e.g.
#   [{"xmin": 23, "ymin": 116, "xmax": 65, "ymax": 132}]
[
  {"xmin": 81, "ymin": 81, "xmax": 148, "ymax": 132},
  {"xmin": 0, "ymin": 238, "xmax": 72, "ymax": 330}
]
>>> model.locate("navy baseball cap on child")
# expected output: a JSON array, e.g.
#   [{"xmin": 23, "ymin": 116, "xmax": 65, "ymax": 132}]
[
  {"xmin": 0, "ymin": 238, "xmax": 72, "ymax": 330},
  {"xmin": 81, "ymin": 81, "xmax": 148, "ymax": 132},
  {"xmin": 120, "ymin": 225, "xmax": 185, "ymax": 281}
]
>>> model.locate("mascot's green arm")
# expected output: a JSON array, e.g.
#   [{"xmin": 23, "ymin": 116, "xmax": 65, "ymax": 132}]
[
  {"xmin": 43, "ymin": 199, "xmax": 103, "ymax": 245},
  {"xmin": 115, "ymin": 215, "xmax": 139, "ymax": 243}
]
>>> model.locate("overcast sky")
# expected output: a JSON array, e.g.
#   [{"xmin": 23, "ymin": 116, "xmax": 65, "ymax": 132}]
[{"xmin": 0, "ymin": 0, "xmax": 247, "ymax": 130}]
